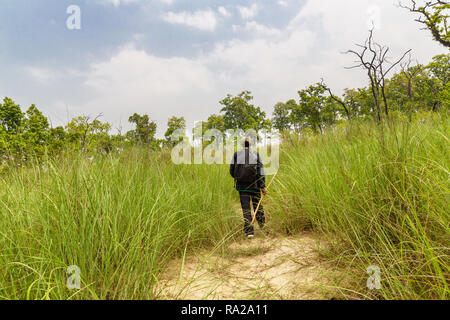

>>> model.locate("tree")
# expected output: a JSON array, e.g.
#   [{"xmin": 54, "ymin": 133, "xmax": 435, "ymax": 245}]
[
  {"xmin": 272, "ymin": 102, "xmax": 292, "ymax": 132},
  {"xmin": 287, "ymin": 99, "xmax": 306, "ymax": 133},
  {"xmin": 48, "ymin": 126, "xmax": 67, "ymax": 154},
  {"xmin": 205, "ymin": 114, "xmax": 226, "ymax": 132},
  {"xmin": 399, "ymin": 0, "xmax": 450, "ymax": 47},
  {"xmin": 345, "ymin": 29, "xmax": 411, "ymax": 121},
  {"xmin": 164, "ymin": 116, "xmax": 186, "ymax": 146},
  {"xmin": 0, "ymin": 97, "xmax": 25, "ymax": 158},
  {"xmin": 321, "ymin": 80, "xmax": 351, "ymax": 120},
  {"xmin": 220, "ymin": 91, "xmax": 271, "ymax": 131},
  {"xmin": 128, "ymin": 113, "xmax": 157, "ymax": 145},
  {"xmin": 428, "ymin": 53, "xmax": 450, "ymax": 86},
  {"xmin": 401, "ymin": 58, "xmax": 425, "ymax": 104},
  {"xmin": 343, "ymin": 88, "xmax": 374, "ymax": 118},
  {"xmin": 0, "ymin": 97, "xmax": 23, "ymax": 133},
  {"xmin": 23, "ymin": 104, "xmax": 50, "ymax": 155},
  {"xmin": 296, "ymin": 83, "xmax": 338, "ymax": 134},
  {"xmin": 193, "ymin": 114, "xmax": 226, "ymax": 146},
  {"xmin": 66, "ymin": 114, "xmax": 111, "ymax": 151},
  {"xmin": 386, "ymin": 54, "xmax": 449, "ymax": 113},
  {"xmin": 0, "ymin": 126, "xmax": 8, "ymax": 156},
  {"xmin": 425, "ymin": 53, "xmax": 450, "ymax": 111}
]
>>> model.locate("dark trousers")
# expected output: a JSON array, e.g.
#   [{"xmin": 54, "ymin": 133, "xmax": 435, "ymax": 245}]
[{"xmin": 239, "ymin": 191, "xmax": 265, "ymax": 235}]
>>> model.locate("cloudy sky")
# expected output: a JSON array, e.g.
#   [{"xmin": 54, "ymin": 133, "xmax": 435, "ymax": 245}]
[{"xmin": 0, "ymin": 0, "xmax": 446, "ymax": 136}]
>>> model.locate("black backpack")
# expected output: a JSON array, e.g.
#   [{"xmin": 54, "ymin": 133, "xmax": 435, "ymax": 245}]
[{"xmin": 234, "ymin": 151, "xmax": 258, "ymax": 182}]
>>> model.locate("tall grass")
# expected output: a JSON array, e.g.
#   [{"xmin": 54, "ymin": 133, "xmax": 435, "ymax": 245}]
[
  {"xmin": 0, "ymin": 114, "xmax": 448, "ymax": 300},
  {"xmin": 268, "ymin": 113, "xmax": 449, "ymax": 299},
  {"xmin": 0, "ymin": 149, "xmax": 240, "ymax": 299}
]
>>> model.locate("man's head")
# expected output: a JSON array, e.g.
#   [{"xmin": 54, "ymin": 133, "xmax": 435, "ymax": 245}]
[{"xmin": 243, "ymin": 137, "xmax": 251, "ymax": 149}]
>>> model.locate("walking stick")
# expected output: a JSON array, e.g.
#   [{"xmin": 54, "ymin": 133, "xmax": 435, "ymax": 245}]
[{"xmin": 251, "ymin": 172, "xmax": 278, "ymax": 225}]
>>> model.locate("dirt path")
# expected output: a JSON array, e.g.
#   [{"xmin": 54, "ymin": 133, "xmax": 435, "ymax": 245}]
[{"xmin": 158, "ymin": 232, "xmax": 337, "ymax": 300}]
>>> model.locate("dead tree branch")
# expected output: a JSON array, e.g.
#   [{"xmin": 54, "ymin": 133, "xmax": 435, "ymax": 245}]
[
  {"xmin": 398, "ymin": 0, "xmax": 450, "ymax": 47},
  {"xmin": 345, "ymin": 29, "xmax": 411, "ymax": 121}
]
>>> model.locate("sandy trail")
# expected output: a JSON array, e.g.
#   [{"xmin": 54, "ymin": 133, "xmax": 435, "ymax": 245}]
[{"xmin": 158, "ymin": 232, "xmax": 336, "ymax": 300}]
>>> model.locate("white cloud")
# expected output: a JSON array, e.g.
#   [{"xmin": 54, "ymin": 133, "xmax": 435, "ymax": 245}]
[
  {"xmin": 235, "ymin": 21, "xmax": 282, "ymax": 37},
  {"xmin": 285, "ymin": 0, "xmax": 444, "ymax": 87},
  {"xmin": 218, "ymin": 6, "xmax": 231, "ymax": 17},
  {"xmin": 24, "ymin": 66, "xmax": 84, "ymax": 84},
  {"xmin": 132, "ymin": 33, "xmax": 145, "ymax": 41},
  {"xmin": 278, "ymin": 0, "xmax": 288, "ymax": 7},
  {"xmin": 163, "ymin": 10, "xmax": 218, "ymax": 31},
  {"xmin": 96, "ymin": 0, "xmax": 174, "ymax": 6},
  {"xmin": 85, "ymin": 44, "xmax": 214, "ymax": 95},
  {"xmin": 237, "ymin": 4, "xmax": 259, "ymax": 20},
  {"xmin": 39, "ymin": 0, "xmax": 445, "ymax": 135},
  {"xmin": 82, "ymin": 44, "xmax": 218, "ymax": 134},
  {"xmin": 79, "ymin": 24, "xmax": 318, "ymax": 133},
  {"xmin": 97, "ymin": 0, "xmax": 141, "ymax": 7},
  {"xmin": 25, "ymin": 67, "xmax": 60, "ymax": 83},
  {"xmin": 159, "ymin": 0, "xmax": 175, "ymax": 5}
]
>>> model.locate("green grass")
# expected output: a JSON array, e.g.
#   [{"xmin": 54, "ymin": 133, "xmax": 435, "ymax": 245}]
[
  {"xmin": 0, "ymin": 149, "xmax": 240, "ymax": 299},
  {"xmin": 0, "ymin": 113, "xmax": 448, "ymax": 300},
  {"xmin": 267, "ymin": 112, "xmax": 449, "ymax": 299}
]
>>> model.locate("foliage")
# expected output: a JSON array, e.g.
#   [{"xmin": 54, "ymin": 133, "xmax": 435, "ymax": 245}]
[
  {"xmin": 272, "ymin": 102, "xmax": 292, "ymax": 132},
  {"xmin": 0, "ymin": 54, "xmax": 447, "ymax": 164},
  {"xmin": 296, "ymin": 83, "xmax": 338, "ymax": 134},
  {"xmin": 164, "ymin": 116, "xmax": 186, "ymax": 147},
  {"xmin": 220, "ymin": 91, "xmax": 271, "ymax": 131},
  {"xmin": 127, "ymin": 113, "xmax": 157, "ymax": 147},
  {"xmin": 400, "ymin": 0, "xmax": 450, "ymax": 47}
]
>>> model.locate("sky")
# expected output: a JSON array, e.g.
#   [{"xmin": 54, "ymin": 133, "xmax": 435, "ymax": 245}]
[{"xmin": 0, "ymin": 0, "xmax": 447, "ymax": 136}]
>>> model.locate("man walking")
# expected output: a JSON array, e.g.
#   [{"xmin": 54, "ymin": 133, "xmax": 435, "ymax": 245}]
[{"xmin": 230, "ymin": 138, "xmax": 267, "ymax": 238}]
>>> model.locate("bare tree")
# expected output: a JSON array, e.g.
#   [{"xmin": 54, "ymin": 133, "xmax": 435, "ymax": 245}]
[
  {"xmin": 398, "ymin": 0, "xmax": 450, "ymax": 48},
  {"xmin": 401, "ymin": 54, "xmax": 425, "ymax": 103},
  {"xmin": 345, "ymin": 29, "xmax": 411, "ymax": 121},
  {"xmin": 320, "ymin": 79, "xmax": 351, "ymax": 120}
]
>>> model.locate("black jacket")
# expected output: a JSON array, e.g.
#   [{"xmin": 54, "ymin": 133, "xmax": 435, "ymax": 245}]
[{"xmin": 230, "ymin": 149, "xmax": 266, "ymax": 191}]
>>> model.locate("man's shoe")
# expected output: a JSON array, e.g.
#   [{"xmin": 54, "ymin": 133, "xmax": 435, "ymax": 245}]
[{"xmin": 247, "ymin": 235, "xmax": 254, "ymax": 239}]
